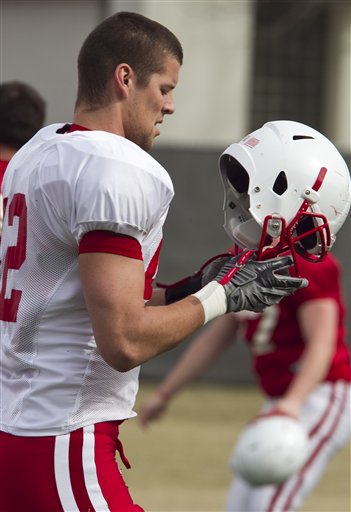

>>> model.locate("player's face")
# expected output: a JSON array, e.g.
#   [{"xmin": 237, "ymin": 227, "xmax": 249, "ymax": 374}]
[{"xmin": 124, "ymin": 56, "xmax": 180, "ymax": 151}]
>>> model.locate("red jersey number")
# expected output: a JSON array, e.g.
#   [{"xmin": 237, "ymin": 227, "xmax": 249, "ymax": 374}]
[{"xmin": 0, "ymin": 193, "xmax": 27, "ymax": 322}]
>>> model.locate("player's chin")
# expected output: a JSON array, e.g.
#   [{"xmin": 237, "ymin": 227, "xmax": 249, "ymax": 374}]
[
  {"xmin": 138, "ymin": 135, "xmax": 155, "ymax": 152},
  {"xmin": 146, "ymin": 132, "xmax": 160, "ymax": 150},
  {"xmin": 145, "ymin": 139, "xmax": 156, "ymax": 151}
]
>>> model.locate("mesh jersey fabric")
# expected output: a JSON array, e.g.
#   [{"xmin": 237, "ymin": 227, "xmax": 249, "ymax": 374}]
[
  {"xmin": 0, "ymin": 124, "xmax": 174, "ymax": 435},
  {"xmin": 0, "ymin": 159, "xmax": 8, "ymax": 237}
]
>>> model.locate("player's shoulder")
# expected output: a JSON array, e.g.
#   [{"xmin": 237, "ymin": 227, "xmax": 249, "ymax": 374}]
[
  {"xmin": 53, "ymin": 126, "xmax": 171, "ymax": 184},
  {"xmin": 290, "ymin": 252, "xmax": 341, "ymax": 303}
]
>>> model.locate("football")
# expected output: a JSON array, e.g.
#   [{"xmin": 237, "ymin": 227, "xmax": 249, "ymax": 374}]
[{"xmin": 229, "ymin": 414, "xmax": 309, "ymax": 486}]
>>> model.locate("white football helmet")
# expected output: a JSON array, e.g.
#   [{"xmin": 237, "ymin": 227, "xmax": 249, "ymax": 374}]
[
  {"xmin": 219, "ymin": 121, "xmax": 351, "ymax": 273},
  {"xmin": 229, "ymin": 414, "xmax": 309, "ymax": 486}
]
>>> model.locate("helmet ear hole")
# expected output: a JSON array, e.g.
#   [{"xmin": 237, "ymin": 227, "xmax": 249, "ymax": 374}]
[
  {"xmin": 223, "ymin": 155, "xmax": 249, "ymax": 194},
  {"xmin": 272, "ymin": 171, "xmax": 288, "ymax": 195}
]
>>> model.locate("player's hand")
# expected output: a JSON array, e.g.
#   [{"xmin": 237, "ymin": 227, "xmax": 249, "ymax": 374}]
[
  {"xmin": 138, "ymin": 392, "xmax": 169, "ymax": 427},
  {"xmin": 251, "ymin": 407, "xmax": 297, "ymax": 424},
  {"xmin": 268, "ymin": 401, "xmax": 301, "ymax": 420},
  {"xmin": 158, "ymin": 253, "xmax": 232, "ymax": 304},
  {"xmin": 201, "ymin": 254, "xmax": 232, "ymax": 285},
  {"xmin": 215, "ymin": 252, "xmax": 308, "ymax": 313}
]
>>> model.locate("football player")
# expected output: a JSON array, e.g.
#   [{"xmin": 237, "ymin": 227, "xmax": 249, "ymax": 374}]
[
  {"xmin": 0, "ymin": 14, "xmax": 306, "ymax": 512},
  {"xmin": 139, "ymin": 121, "xmax": 351, "ymax": 512}
]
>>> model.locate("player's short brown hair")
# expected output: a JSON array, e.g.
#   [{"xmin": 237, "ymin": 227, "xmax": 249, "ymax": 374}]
[
  {"xmin": 0, "ymin": 81, "xmax": 46, "ymax": 150},
  {"xmin": 75, "ymin": 11, "xmax": 183, "ymax": 109}
]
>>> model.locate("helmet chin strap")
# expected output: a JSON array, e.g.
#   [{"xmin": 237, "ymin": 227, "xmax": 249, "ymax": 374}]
[{"xmin": 256, "ymin": 167, "xmax": 330, "ymax": 277}]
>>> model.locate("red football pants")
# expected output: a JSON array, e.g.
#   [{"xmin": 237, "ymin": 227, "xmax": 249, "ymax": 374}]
[{"xmin": 0, "ymin": 421, "xmax": 144, "ymax": 512}]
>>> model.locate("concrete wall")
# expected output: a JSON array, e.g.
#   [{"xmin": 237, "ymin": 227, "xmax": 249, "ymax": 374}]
[
  {"xmin": 323, "ymin": 1, "xmax": 351, "ymax": 153},
  {"xmin": 2, "ymin": 1, "xmax": 349, "ymax": 149},
  {"xmin": 0, "ymin": 0, "xmax": 254, "ymax": 147},
  {"xmin": 0, "ymin": 0, "xmax": 99, "ymax": 125}
]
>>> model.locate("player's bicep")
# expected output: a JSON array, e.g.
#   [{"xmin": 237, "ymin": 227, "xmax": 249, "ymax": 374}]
[
  {"xmin": 79, "ymin": 252, "xmax": 146, "ymax": 352},
  {"xmin": 80, "ymin": 251, "xmax": 144, "ymax": 301},
  {"xmin": 298, "ymin": 298, "xmax": 338, "ymax": 348}
]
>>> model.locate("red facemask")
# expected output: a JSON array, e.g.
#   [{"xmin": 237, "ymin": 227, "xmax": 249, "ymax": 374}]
[{"xmin": 256, "ymin": 167, "xmax": 331, "ymax": 277}]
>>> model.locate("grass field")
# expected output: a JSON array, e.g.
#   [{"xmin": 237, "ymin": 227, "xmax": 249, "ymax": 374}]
[{"xmin": 121, "ymin": 382, "xmax": 351, "ymax": 512}]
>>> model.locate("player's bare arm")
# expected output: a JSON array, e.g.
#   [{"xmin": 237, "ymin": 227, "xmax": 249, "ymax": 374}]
[
  {"xmin": 138, "ymin": 313, "xmax": 240, "ymax": 426},
  {"xmin": 275, "ymin": 298, "xmax": 338, "ymax": 418},
  {"xmin": 80, "ymin": 251, "xmax": 307, "ymax": 372},
  {"xmin": 80, "ymin": 252, "xmax": 205, "ymax": 372},
  {"xmin": 147, "ymin": 288, "xmax": 167, "ymax": 306}
]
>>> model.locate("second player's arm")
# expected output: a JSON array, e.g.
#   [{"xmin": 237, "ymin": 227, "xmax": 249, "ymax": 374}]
[
  {"xmin": 275, "ymin": 298, "xmax": 338, "ymax": 418},
  {"xmin": 148, "ymin": 312, "xmax": 240, "ymax": 397},
  {"xmin": 138, "ymin": 312, "xmax": 240, "ymax": 426}
]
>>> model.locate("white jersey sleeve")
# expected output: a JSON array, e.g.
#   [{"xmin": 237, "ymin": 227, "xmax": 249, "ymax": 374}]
[{"xmin": 33, "ymin": 128, "xmax": 174, "ymax": 250}]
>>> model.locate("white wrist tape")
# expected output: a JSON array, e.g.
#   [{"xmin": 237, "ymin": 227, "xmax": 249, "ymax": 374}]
[{"xmin": 192, "ymin": 281, "xmax": 227, "ymax": 324}]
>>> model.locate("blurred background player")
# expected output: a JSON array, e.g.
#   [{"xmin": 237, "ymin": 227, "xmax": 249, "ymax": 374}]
[
  {"xmin": 139, "ymin": 120, "xmax": 351, "ymax": 511},
  {"xmin": 0, "ymin": 80, "xmax": 46, "ymax": 180},
  {"xmin": 0, "ymin": 80, "xmax": 46, "ymax": 234},
  {"xmin": 139, "ymin": 250, "xmax": 351, "ymax": 511}
]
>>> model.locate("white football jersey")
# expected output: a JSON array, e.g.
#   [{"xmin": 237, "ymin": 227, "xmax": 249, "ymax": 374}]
[{"xmin": 0, "ymin": 124, "xmax": 174, "ymax": 435}]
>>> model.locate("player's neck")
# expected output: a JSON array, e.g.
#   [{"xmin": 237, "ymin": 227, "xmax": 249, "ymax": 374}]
[{"xmin": 73, "ymin": 103, "xmax": 125, "ymax": 138}]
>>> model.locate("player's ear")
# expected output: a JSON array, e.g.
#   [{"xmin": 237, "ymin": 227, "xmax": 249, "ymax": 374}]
[{"xmin": 114, "ymin": 64, "xmax": 134, "ymax": 98}]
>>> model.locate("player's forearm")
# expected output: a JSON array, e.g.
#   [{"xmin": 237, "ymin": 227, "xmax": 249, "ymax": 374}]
[
  {"xmin": 155, "ymin": 344, "xmax": 214, "ymax": 401},
  {"xmin": 154, "ymin": 315, "xmax": 238, "ymax": 400},
  {"xmin": 92, "ymin": 294, "xmax": 207, "ymax": 372},
  {"xmin": 278, "ymin": 345, "xmax": 333, "ymax": 416},
  {"xmin": 147, "ymin": 288, "xmax": 166, "ymax": 306},
  {"xmin": 277, "ymin": 300, "xmax": 337, "ymax": 417},
  {"xmin": 138, "ymin": 315, "xmax": 239, "ymax": 427}
]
